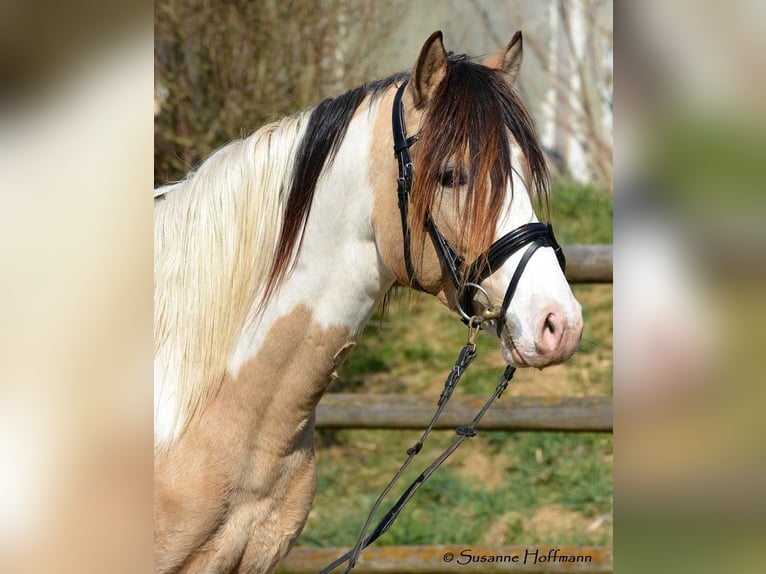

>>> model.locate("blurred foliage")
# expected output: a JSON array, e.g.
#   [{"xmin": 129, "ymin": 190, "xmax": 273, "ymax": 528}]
[{"xmin": 155, "ymin": 0, "xmax": 404, "ymax": 184}]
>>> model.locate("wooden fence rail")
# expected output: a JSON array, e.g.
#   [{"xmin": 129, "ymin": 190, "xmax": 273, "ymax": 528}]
[
  {"xmin": 279, "ymin": 545, "xmax": 613, "ymax": 573},
  {"xmin": 316, "ymin": 394, "xmax": 612, "ymax": 432},
  {"xmin": 562, "ymin": 245, "xmax": 612, "ymax": 283}
]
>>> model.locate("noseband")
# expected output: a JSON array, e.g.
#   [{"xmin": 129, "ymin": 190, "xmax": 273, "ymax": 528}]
[{"xmin": 392, "ymin": 80, "xmax": 566, "ymax": 336}]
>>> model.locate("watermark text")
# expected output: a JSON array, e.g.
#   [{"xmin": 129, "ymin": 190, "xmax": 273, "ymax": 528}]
[{"xmin": 442, "ymin": 547, "xmax": 594, "ymax": 565}]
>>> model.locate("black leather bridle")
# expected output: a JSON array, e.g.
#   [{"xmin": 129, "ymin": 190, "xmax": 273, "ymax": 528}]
[
  {"xmin": 392, "ymin": 80, "xmax": 566, "ymax": 336},
  {"xmin": 319, "ymin": 80, "xmax": 570, "ymax": 574}
]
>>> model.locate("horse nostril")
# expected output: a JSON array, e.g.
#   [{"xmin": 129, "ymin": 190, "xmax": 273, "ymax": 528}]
[
  {"xmin": 537, "ymin": 312, "xmax": 564, "ymax": 355},
  {"xmin": 544, "ymin": 313, "xmax": 557, "ymax": 336}
]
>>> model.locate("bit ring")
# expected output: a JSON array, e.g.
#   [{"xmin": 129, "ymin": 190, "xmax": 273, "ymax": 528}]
[{"xmin": 455, "ymin": 282, "xmax": 499, "ymax": 323}]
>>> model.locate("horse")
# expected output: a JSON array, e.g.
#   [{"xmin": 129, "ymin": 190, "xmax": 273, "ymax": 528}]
[{"xmin": 154, "ymin": 30, "xmax": 583, "ymax": 574}]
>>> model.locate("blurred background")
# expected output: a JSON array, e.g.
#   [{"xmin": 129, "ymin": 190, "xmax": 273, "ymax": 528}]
[
  {"xmin": 616, "ymin": 2, "xmax": 766, "ymax": 573},
  {"xmin": 0, "ymin": 0, "xmax": 764, "ymax": 573}
]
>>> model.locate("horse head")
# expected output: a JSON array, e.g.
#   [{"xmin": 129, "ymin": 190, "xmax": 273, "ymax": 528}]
[{"xmin": 374, "ymin": 31, "xmax": 583, "ymax": 368}]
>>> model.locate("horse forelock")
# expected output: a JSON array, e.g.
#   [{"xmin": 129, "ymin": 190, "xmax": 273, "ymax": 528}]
[{"xmin": 411, "ymin": 54, "xmax": 550, "ymax": 268}]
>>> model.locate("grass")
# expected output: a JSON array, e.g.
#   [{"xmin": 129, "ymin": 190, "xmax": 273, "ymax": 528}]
[
  {"xmin": 549, "ymin": 180, "xmax": 613, "ymax": 244},
  {"xmin": 303, "ymin": 430, "xmax": 612, "ymax": 547},
  {"xmin": 297, "ymin": 182, "xmax": 612, "ymax": 550}
]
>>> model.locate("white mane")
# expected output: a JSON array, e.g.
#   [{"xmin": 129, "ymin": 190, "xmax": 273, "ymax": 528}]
[{"xmin": 154, "ymin": 113, "xmax": 308, "ymax": 439}]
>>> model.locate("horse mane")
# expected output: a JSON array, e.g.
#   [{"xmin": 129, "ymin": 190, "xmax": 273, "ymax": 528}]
[{"xmin": 154, "ymin": 74, "xmax": 400, "ymax": 438}]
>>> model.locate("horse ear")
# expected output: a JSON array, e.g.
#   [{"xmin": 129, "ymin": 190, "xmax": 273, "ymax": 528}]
[
  {"xmin": 483, "ymin": 31, "xmax": 524, "ymax": 85},
  {"xmin": 410, "ymin": 31, "xmax": 447, "ymax": 108}
]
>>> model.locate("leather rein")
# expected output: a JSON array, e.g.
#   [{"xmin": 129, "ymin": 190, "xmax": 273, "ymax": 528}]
[{"xmin": 320, "ymin": 80, "xmax": 566, "ymax": 573}]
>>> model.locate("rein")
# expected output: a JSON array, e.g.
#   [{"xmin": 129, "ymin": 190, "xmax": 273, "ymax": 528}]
[
  {"xmin": 319, "ymin": 319, "xmax": 513, "ymax": 574},
  {"xmin": 319, "ymin": 80, "xmax": 566, "ymax": 573}
]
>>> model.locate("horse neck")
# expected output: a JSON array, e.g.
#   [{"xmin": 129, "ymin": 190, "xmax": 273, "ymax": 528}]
[{"xmin": 226, "ymin": 102, "xmax": 394, "ymax": 424}]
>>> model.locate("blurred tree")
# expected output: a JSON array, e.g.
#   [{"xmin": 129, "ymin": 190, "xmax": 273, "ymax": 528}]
[
  {"xmin": 468, "ymin": 0, "xmax": 612, "ymax": 189},
  {"xmin": 155, "ymin": 0, "xmax": 404, "ymax": 184}
]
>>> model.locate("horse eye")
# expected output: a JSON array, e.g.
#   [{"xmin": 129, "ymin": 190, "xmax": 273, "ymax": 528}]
[
  {"xmin": 440, "ymin": 171, "xmax": 455, "ymax": 187},
  {"xmin": 439, "ymin": 169, "xmax": 467, "ymax": 188}
]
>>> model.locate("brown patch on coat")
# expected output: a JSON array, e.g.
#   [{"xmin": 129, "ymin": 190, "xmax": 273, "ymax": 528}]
[{"xmin": 155, "ymin": 305, "xmax": 352, "ymax": 573}]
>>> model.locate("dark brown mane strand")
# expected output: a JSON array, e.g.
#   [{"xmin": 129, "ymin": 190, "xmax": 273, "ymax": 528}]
[
  {"xmin": 263, "ymin": 72, "xmax": 407, "ymax": 301},
  {"xmin": 411, "ymin": 54, "xmax": 549, "ymax": 276}
]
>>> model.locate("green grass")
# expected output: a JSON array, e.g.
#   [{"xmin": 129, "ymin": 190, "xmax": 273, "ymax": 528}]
[
  {"xmin": 298, "ymin": 183, "xmax": 612, "ymax": 549},
  {"xmin": 303, "ymin": 430, "xmax": 612, "ymax": 548},
  {"xmin": 549, "ymin": 180, "xmax": 613, "ymax": 244}
]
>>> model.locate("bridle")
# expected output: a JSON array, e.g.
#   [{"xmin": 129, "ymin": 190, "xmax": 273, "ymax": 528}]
[
  {"xmin": 392, "ymin": 79, "xmax": 566, "ymax": 335},
  {"xmin": 320, "ymin": 80, "xmax": 568, "ymax": 574}
]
